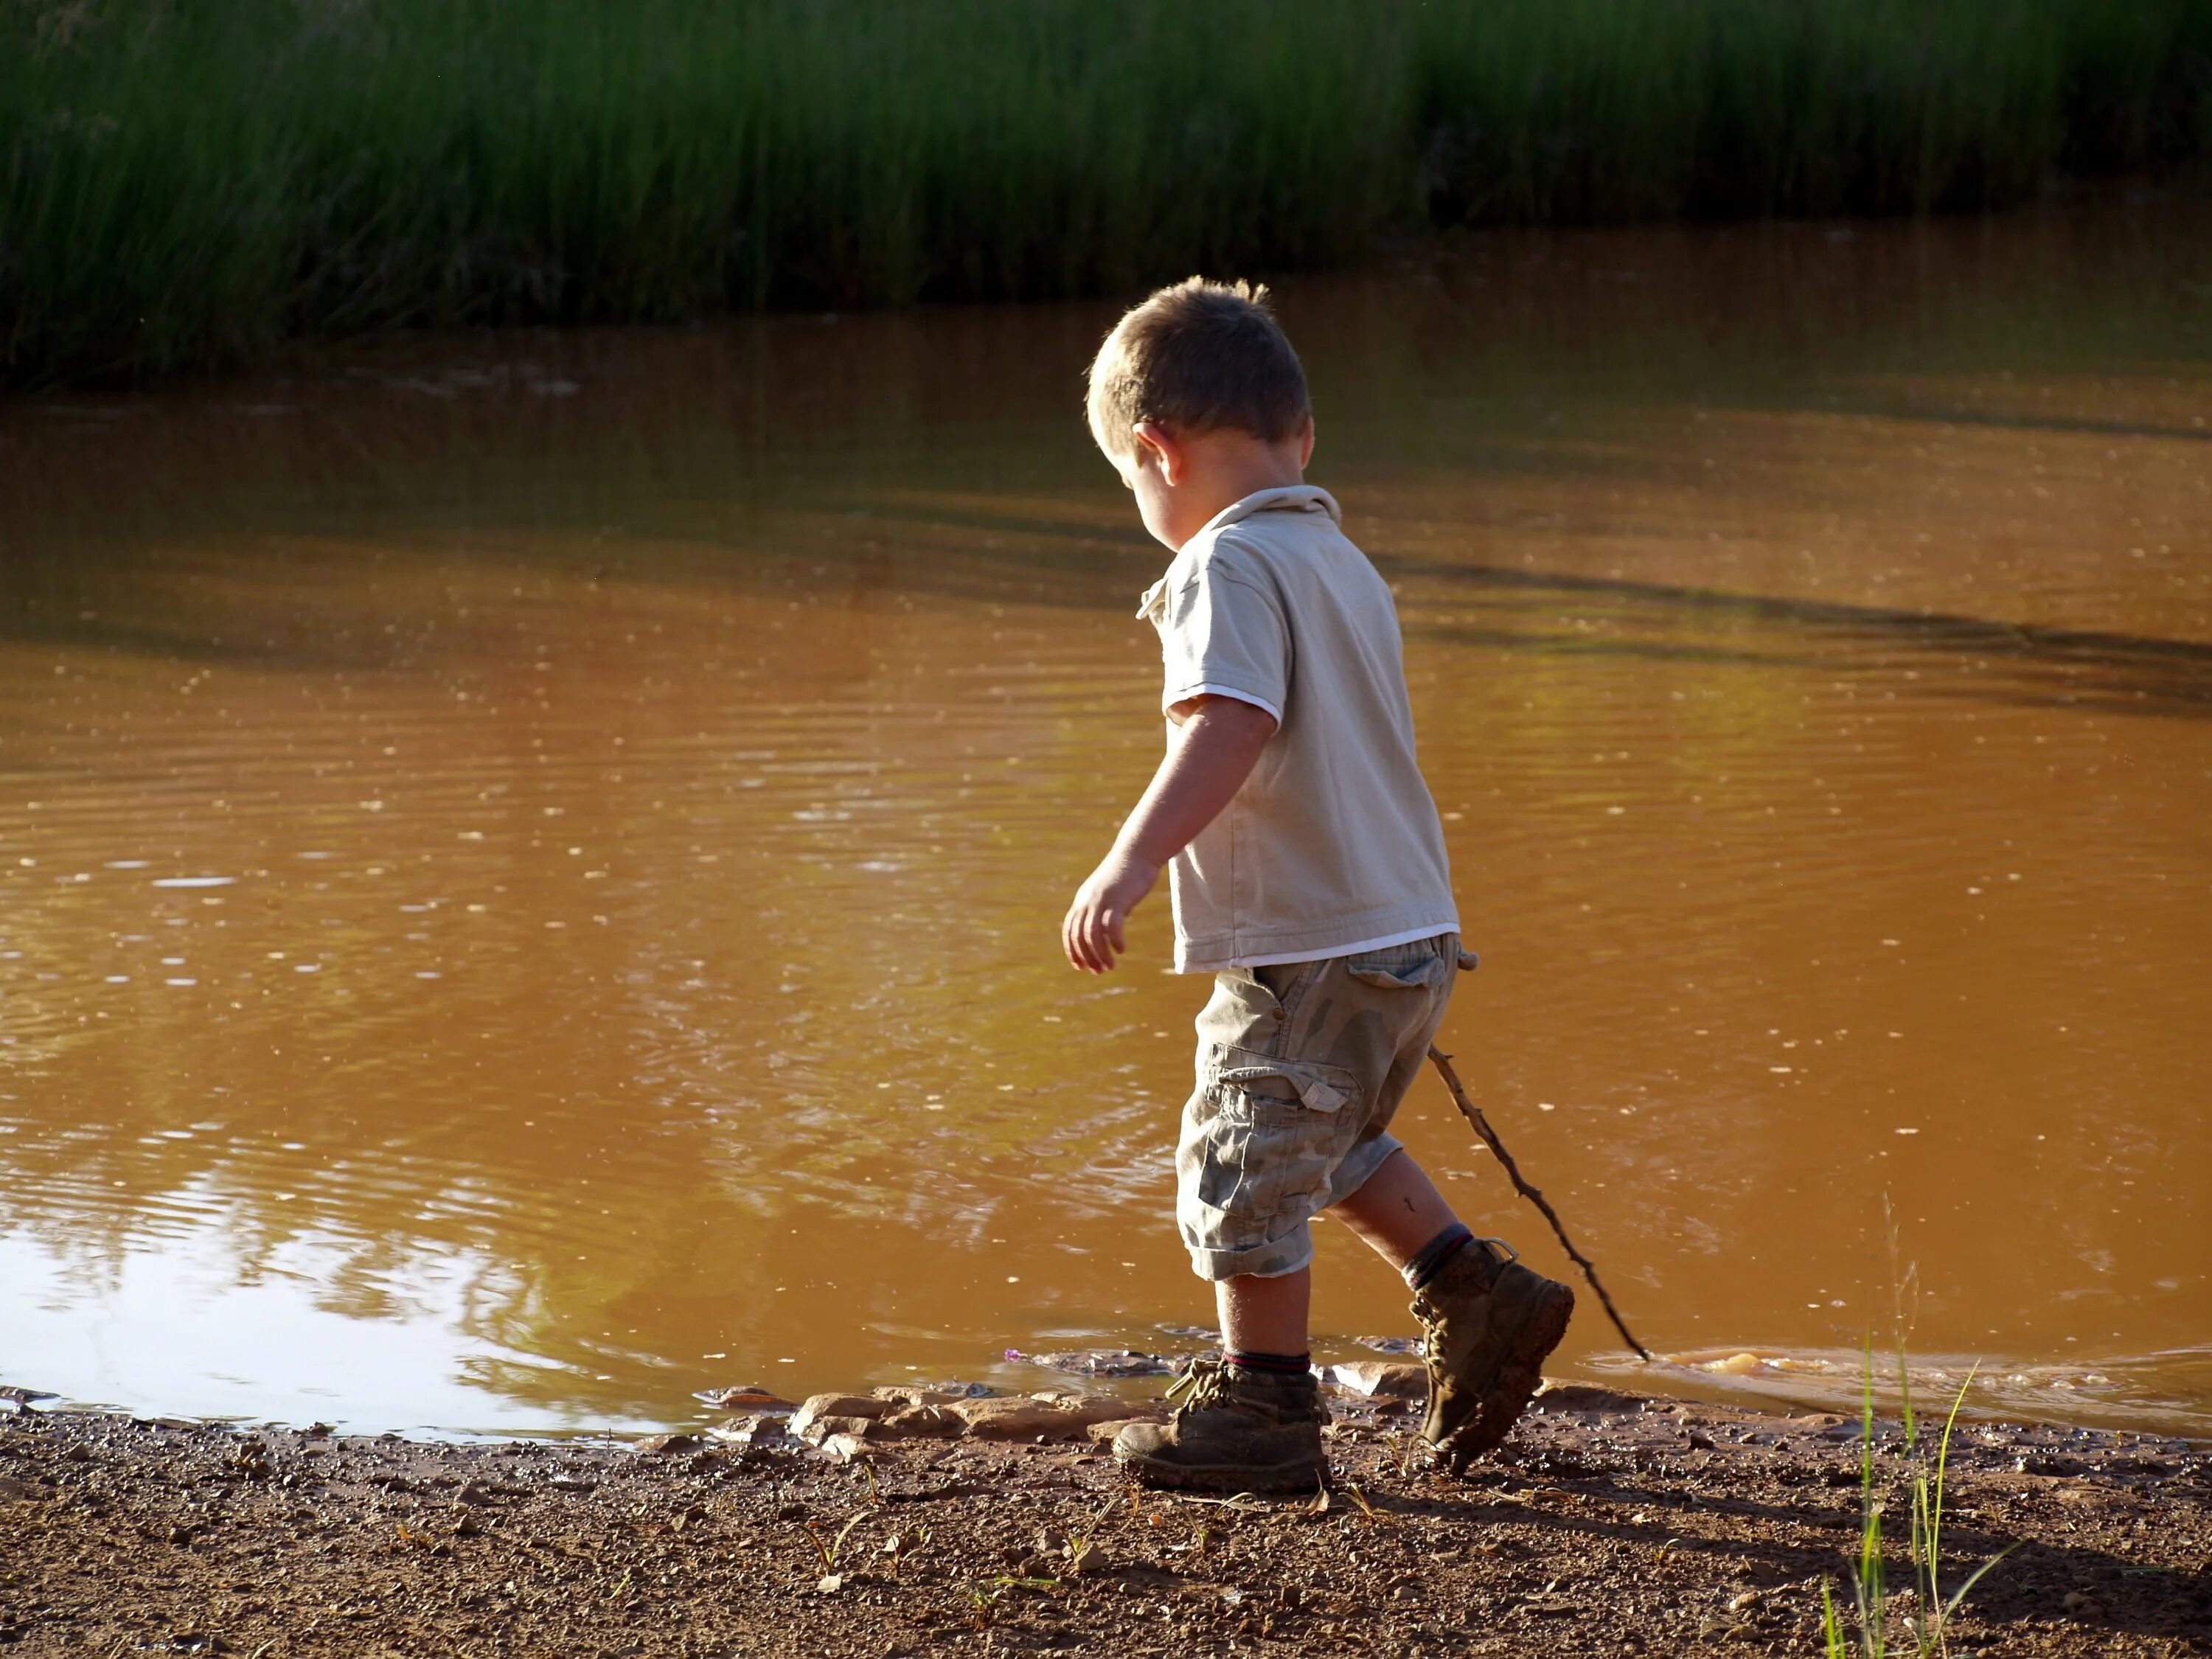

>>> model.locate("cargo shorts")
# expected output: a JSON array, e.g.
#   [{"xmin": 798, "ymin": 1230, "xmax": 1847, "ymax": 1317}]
[{"xmin": 1175, "ymin": 931, "xmax": 1466, "ymax": 1281}]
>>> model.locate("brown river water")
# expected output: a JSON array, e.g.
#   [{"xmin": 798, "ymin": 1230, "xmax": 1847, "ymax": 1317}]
[{"xmin": 2, "ymin": 201, "xmax": 2208, "ymax": 1438}]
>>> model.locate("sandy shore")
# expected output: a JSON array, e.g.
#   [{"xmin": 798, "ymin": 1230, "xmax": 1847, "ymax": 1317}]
[{"xmin": 1, "ymin": 1378, "xmax": 2205, "ymax": 1657}]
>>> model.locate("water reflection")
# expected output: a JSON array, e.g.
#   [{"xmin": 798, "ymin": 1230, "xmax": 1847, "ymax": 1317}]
[{"xmin": 1, "ymin": 200, "xmax": 2206, "ymax": 1433}]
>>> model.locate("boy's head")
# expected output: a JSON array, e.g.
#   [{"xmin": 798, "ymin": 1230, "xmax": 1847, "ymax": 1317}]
[
  {"xmin": 1086, "ymin": 278, "xmax": 1315, "ymax": 549},
  {"xmin": 1086, "ymin": 277, "xmax": 1310, "ymax": 462}
]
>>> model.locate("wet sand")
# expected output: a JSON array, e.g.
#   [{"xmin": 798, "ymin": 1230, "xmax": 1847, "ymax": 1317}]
[{"xmin": 3, "ymin": 1380, "xmax": 2205, "ymax": 1657}]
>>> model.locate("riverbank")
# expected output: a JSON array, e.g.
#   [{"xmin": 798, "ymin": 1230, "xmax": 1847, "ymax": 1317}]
[
  {"xmin": 7, "ymin": 0, "xmax": 2209, "ymax": 385},
  {"xmin": 2, "ymin": 1377, "xmax": 2204, "ymax": 1657}
]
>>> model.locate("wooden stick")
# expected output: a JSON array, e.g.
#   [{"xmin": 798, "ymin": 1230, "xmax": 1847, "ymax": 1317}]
[{"xmin": 1426, "ymin": 1045, "xmax": 1653, "ymax": 1363}]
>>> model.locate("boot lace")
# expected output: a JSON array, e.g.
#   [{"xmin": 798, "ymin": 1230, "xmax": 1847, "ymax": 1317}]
[
  {"xmin": 1416, "ymin": 1307, "xmax": 1446, "ymax": 1377},
  {"xmin": 1164, "ymin": 1357, "xmax": 1231, "ymax": 1417}
]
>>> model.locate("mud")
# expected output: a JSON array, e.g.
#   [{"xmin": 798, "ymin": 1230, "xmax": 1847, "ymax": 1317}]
[{"xmin": 2, "ymin": 1380, "xmax": 2207, "ymax": 1657}]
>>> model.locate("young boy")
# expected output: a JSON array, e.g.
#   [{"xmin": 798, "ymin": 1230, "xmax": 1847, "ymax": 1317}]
[{"xmin": 1061, "ymin": 278, "xmax": 1574, "ymax": 1492}]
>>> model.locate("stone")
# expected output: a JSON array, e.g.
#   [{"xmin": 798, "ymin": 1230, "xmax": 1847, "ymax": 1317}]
[
  {"xmin": 1530, "ymin": 1382, "xmax": 1646, "ymax": 1413},
  {"xmin": 787, "ymin": 1394, "xmax": 893, "ymax": 1440},
  {"xmin": 953, "ymin": 1395, "xmax": 1138, "ymax": 1441},
  {"xmin": 708, "ymin": 1414, "xmax": 792, "ymax": 1448},
  {"xmin": 694, "ymin": 1385, "xmax": 799, "ymax": 1414},
  {"xmin": 1083, "ymin": 1415, "xmax": 1167, "ymax": 1446},
  {"xmin": 820, "ymin": 1433, "xmax": 871, "ymax": 1463},
  {"xmin": 870, "ymin": 1386, "xmax": 968, "ymax": 1409},
  {"xmin": 1028, "ymin": 1349, "xmax": 1178, "ymax": 1378},
  {"xmin": 793, "ymin": 1414, "xmax": 877, "ymax": 1447},
  {"xmin": 875, "ymin": 1405, "xmax": 965, "ymax": 1440},
  {"xmin": 632, "ymin": 1433, "xmax": 703, "ymax": 1457},
  {"xmin": 1324, "ymin": 1361, "xmax": 1427, "ymax": 1399}
]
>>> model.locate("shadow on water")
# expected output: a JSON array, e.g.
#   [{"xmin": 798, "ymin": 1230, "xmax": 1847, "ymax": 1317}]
[
  {"xmin": 4, "ymin": 493, "xmax": 2208, "ymax": 722},
  {"xmin": 1388, "ymin": 554, "xmax": 2212, "ymax": 719}
]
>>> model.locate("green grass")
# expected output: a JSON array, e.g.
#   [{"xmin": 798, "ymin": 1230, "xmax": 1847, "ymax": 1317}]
[
  {"xmin": 4, "ymin": 0, "xmax": 2208, "ymax": 385},
  {"xmin": 1821, "ymin": 1343, "xmax": 2018, "ymax": 1658}
]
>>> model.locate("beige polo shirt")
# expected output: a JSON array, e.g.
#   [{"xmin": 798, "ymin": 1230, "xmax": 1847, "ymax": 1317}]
[{"xmin": 1136, "ymin": 485, "xmax": 1458, "ymax": 973}]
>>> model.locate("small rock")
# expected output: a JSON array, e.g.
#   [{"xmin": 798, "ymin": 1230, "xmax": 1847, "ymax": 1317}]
[
  {"xmin": 1530, "ymin": 1382, "xmax": 1644, "ymax": 1413},
  {"xmin": 954, "ymin": 1395, "xmax": 1138, "ymax": 1441},
  {"xmin": 788, "ymin": 1394, "xmax": 893, "ymax": 1439},
  {"xmin": 821, "ymin": 1433, "xmax": 872, "ymax": 1463},
  {"xmin": 1325, "ymin": 1362, "xmax": 1427, "ymax": 1400},
  {"xmin": 709, "ymin": 1414, "xmax": 793, "ymax": 1448},
  {"xmin": 633, "ymin": 1433, "xmax": 703, "ymax": 1457},
  {"xmin": 877, "ymin": 1405, "xmax": 964, "ymax": 1440},
  {"xmin": 817, "ymin": 1573, "xmax": 844, "ymax": 1594},
  {"xmin": 693, "ymin": 1385, "xmax": 798, "ymax": 1414},
  {"xmin": 1068, "ymin": 1540, "xmax": 1106, "ymax": 1575},
  {"xmin": 1727, "ymin": 1590, "xmax": 1760, "ymax": 1613},
  {"xmin": 0, "ymin": 1477, "xmax": 40, "ymax": 1502},
  {"xmin": 871, "ymin": 1386, "xmax": 968, "ymax": 1408},
  {"xmin": 1085, "ymin": 1416, "xmax": 1165, "ymax": 1447},
  {"xmin": 794, "ymin": 1414, "xmax": 877, "ymax": 1447},
  {"xmin": 1026, "ymin": 1349, "xmax": 1179, "ymax": 1379}
]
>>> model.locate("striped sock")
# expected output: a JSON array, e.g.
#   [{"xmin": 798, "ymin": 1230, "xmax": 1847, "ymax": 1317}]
[
  {"xmin": 1223, "ymin": 1348, "xmax": 1311, "ymax": 1378},
  {"xmin": 1404, "ymin": 1222, "xmax": 1475, "ymax": 1292}
]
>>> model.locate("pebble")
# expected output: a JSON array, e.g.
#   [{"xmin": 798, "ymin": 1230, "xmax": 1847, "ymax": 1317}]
[{"xmin": 1325, "ymin": 1361, "xmax": 1427, "ymax": 1399}]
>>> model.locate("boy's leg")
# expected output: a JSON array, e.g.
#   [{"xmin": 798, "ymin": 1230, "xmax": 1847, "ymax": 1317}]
[
  {"xmin": 1215, "ymin": 1265, "xmax": 1310, "ymax": 1358},
  {"xmin": 1330, "ymin": 1147, "xmax": 1459, "ymax": 1268},
  {"xmin": 1332, "ymin": 1147, "xmax": 1575, "ymax": 1466},
  {"xmin": 1114, "ymin": 1259, "xmax": 1326, "ymax": 1491}
]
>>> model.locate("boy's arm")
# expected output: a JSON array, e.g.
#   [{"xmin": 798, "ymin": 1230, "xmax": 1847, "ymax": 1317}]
[{"xmin": 1062, "ymin": 695, "xmax": 1277, "ymax": 973}]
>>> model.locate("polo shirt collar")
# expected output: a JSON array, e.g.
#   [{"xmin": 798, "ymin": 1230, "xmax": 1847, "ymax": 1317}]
[
  {"xmin": 1201, "ymin": 484, "xmax": 1341, "ymax": 534},
  {"xmin": 1134, "ymin": 484, "xmax": 1341, "ymax": 617}
]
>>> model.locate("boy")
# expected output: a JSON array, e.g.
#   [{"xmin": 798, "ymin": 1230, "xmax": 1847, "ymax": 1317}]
[{"xmin": 1061, "ymin": 278, "xmax": 1574, "ymax": 1492}]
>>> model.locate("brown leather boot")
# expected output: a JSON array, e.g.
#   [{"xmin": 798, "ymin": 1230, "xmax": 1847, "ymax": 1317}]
[
  {"xmin": 1411, "ymin": 1237, "xmax": 1574, "ymax": 1467},
  {"xmin": 1112, "ymin": 1357, "xmax": 1328, "ymax": 1492}
]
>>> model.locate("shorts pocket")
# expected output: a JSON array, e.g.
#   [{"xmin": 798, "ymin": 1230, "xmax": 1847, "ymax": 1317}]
[
  {"xmin": 1211, "ymin": 1045, "xmax": 1357, "ymax": 1113},
  {"xmin": 1345, "ymin": 944, "xmax": 1450, "ymax": 992},
  {"xmin": 1190, "ymin": 1084, "xmax": 1336, "ymax": 1220}
]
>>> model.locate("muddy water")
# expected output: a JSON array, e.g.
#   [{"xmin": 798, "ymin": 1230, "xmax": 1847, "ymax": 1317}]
[{"xmin": 2, "ymin": 201, "xmax": 2208, "ymax": 1436}]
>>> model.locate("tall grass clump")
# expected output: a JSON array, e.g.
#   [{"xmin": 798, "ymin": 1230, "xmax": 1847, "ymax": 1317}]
[
  {"xmin": 1820, "ymin": 1343, "xmax": 2019, "ymax": 1658},
  {"xmin": 4, "ymin": 0, "xmax": 2209, "ymax": 385}
]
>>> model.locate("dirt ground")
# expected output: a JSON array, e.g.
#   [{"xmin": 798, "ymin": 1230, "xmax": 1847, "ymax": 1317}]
[{"xmin": 1, "ymin": 1379, "xmax": 2206, "ymax": 1658}]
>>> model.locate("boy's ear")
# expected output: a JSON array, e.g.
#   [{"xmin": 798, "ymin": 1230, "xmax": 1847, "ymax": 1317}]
[
  {"xmin": 1132, "ymin": 420, "xmax": 1184, "ymax": 485},
  {"xmin": 1297, "ymin": 416, "xmax": 1315, "ymax": 470}
]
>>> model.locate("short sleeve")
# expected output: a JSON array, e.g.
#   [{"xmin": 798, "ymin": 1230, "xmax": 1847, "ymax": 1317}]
[{"xmin": 1156, "ymin": 553, "xmax": 1288, "ymax": 723}]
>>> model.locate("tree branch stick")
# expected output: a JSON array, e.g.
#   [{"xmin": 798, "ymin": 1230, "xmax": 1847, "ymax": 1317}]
[{"xmin": 1427, "ymin": 1045, "xmax": 1653, "ymax": 1363}]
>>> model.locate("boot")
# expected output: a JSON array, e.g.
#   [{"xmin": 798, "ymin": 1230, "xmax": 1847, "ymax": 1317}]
[
  {"xmin": 1112, "ymin": 1357, "xmax": 1327, "ymax": 1492},
  {"xmin": 1412, "ymin": 1237, "xmax": 1574, "ymax": 1467}
]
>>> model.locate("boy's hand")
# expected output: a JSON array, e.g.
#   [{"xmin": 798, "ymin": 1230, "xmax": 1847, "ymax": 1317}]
[
  {"xmin": 1062, "ymin": 848, "xmax": 1161, "ymax": 973},
  {"xmin": 1060, "ymin": 695, "xmax": 1275, "ymax": 975}
]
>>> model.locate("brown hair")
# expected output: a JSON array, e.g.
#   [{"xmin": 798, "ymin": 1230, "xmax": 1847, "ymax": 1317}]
[{"xmin": 1085, "ymin": 277, "xmax": 1310, "ymax": 460}]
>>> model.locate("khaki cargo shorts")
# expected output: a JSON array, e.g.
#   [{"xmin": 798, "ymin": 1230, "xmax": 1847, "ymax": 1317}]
[{"xmin": 1175, "ymin": 931, "xmax": 1464, "ymax": 1281}]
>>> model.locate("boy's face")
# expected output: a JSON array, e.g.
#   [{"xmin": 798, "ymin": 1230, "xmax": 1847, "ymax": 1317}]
[
  {"xmin": 1102, "ymin": 417, "xmax": 1315, "ymax": 553},
  {"xmin": 1110, "ymin": 439, "xmax": 1178, "ymax": 551}
]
